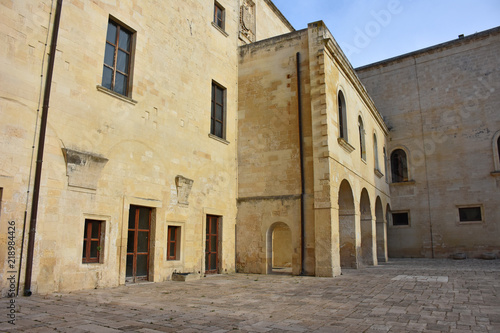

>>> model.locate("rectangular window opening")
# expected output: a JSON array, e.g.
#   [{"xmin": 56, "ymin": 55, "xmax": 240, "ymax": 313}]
[
  {"xmin": 82, "ymin": 219, "xmax": 104, "ymax": 263},
  {"xmin": 214, "ymin": 2, "xmax": 225, "ymax": 30},
  {"xmin": 167, "ymin": 226, "xmax": 181, "ymax": 261},
  {"xmin": 392, "ymin": 212, "xmax": 410, "ymax": 226},
  {"xmin": 102, "ymin": 18, "xmax": 135, "ymax": 97},
  {"xmin": 458, "ymin": 206, "xmax": 482, "ymax": 223},
  {"xmin": 211, "ymin": 81, "xmax": 226, "ymax": 139}
]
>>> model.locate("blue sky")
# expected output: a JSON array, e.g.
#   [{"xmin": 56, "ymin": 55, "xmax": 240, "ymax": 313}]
[{"xmin": 271, "ymin": 0, "xmax": 500, "ymax": 68}]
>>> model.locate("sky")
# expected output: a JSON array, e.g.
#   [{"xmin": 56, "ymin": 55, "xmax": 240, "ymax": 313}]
[{"xmin": 271, "ymin": 0, "xmax": 500, "ymax": 68}]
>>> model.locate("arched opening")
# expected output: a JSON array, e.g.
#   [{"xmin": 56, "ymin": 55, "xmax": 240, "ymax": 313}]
[
  {"xmin": 338, "ymin": 90, "xmax": 347, "ymax": 140},
  {"xmin": 338, "ymin": 180, "xmax": 357, "ymax": 269},
  {"xmin": 266, "ymin": 222, "xmax": 292, "ymax": 275},
  {"xmin": 497, "ymin": 136, "xmax": 500, "ymax": 167},
  {"xmin": 360, "ymin": 189, "xmax": 373, "ymax": 265},
  {"xmin": 391, "ymin": 149, "xmax": 408, "ymax": 182},
  {"xmin": 375, "ymin": 197, "xmax": 387, "ymax": 263},
  {"xmin": 358, "ymin": 116, "xmax": 366, "ymax": 160}
]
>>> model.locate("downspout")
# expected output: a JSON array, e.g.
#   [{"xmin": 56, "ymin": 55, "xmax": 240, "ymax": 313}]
[
  {"xmin": 24, "ymin": 0, "xmax": 63, "ymax": 296},
  {"xmin": 296, "ymin": 52, "xmax": 306, "ymax": 275}
]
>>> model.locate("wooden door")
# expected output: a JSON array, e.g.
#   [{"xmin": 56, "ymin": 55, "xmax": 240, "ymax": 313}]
[
  {"xmin": 126, "ymin": 205, "xmax": 151, "ymax": 282},
  {"xmin": 205, "ymin": 215, "xmax": 220, "ymax": 274}
]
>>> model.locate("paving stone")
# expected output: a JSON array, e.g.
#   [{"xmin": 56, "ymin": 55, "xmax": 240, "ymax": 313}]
[{"xmin": 2, "ymin": 259, "xmax": 499, "ymax": 332}]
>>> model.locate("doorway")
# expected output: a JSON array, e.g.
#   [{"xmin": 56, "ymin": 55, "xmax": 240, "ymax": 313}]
[
  {"xmin": 126, "ymin": 205, "xmax": 151, "ymax": 283},
  {"xmin": 205, "ymin": 215, "xmax": 220, "ymax": 274}
]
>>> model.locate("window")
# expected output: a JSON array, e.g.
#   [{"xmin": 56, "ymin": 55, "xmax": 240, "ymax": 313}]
[
  {"xmin": 392, "ymin": 212, "xmax": 409, "ymax": 226},
  {"xmin": 497, "ymin": 136, "xmax": 500, "ymax": 165},
  {"xmin": 102, "ymin": 19, "xmax": 134, "ymax": 96},
  {"xmin": 458, "ymin": 206, "xmax": 482, "ymax": 223},
  {"xmin": 391, "ymin": 149, "xmax": 408, "ymax": 182},
  {"xmin": 211, "ymin": 81, "xmax": 226, "ymax": 139},
  {"xmin": 358, "ymin": 116, "xmax": 366, "ymax": 160},
  {"xmin": 338, "ymin": 91, "xmax": 347, "ymax": 140},
  {"xmin": 374, "ymin": 134, "xmax": 379, "ymax": 169},
  {"xmin": 214, "ymin": 2, "xmax": 225, "ymax": 30},
  {"xmin": 167, "ymin": 226, "xmax": 180, "ymax": 260},
  {"xmin": 82, "ymin": 219, "xmax": 103, "ymax": 263}
]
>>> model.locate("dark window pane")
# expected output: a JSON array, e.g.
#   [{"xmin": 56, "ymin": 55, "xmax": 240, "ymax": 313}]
[
  {"xmin": 136, "ymin": 254, "xmax": 148, "ymax": 276},
  {"xmin": 215, "ymin": 105, "xmax": 223, "ymax": 121},
  {"xmin": 91, "ymin": 221, "xmax": 99, "ymax": 238},
  {"xmin": 102, "ymin": 66, "xmax": 113, "ymax": 90},
  {"xmin": 106, "ymin": 21, "xmax": 117, "ymax": 44},
  {"xmin": 114, "ymin": 72, "xmax": 127, "ymax": 95},
  {"xmin": 138, "ymin": 208, "xmax": 150, "ymax": 230},
  {"xmin": 169, "ymin": 227, "xmax": 176, "ymax": 241},
  {"xmin": 215, "ymin": 122, "xmax": 222, "ymax": 137},
  {"xmin": 211, "ymin": 234, "xmax": 217, "ymax": 252},
  {"xmin": 137, "ymin": 231, "xmax": 149, "ymax": 253},
  {"xmin": 128, "ymin": 207, "xmax": 136, "ymax": 229},
  {"xmin": 116, "ymin": 50, "xmax": 129, "ymax": 73},
  {"xmin": 210, "ymin": 253, "xmax": 216, "ymax": 270},
  {"xmin": 127, "ymin": 231, "xmax": 135, "ymax": 253},
  {"xmin": 169, "ymin": 242, "xmax": 176, "ymax": 258},
  {"xmin": 126, "ymin": 255, "xmax": 133, "ymax": 277},
  {"xmin": 216, "ymin": 87, "xmax": 223, "ymax": 104},
  {"xmin": 459, "ymin": 207, "xmax": 482, "ymax": 222},
  {"xmin": 104, "ymin": 43, "xmax": 115, "ymax": 67},
  {"xmin": 392, "ymin": 212, "xmax": 409, "ymax": 226},
  {"xmin": 90, "ymin": 241, "xmax": 98, "ymax": 258},
  {"xmin": 82, "ymin": 240, "xmax": 87, "ymax": 258},
  {"xmin": 119, "ymin": 28, "xmax": 131, "ymax": 51}
]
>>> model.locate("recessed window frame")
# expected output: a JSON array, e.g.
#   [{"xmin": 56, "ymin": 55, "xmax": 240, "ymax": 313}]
[
  {"xmin": 358, "ymin": 116, "xmax": 366, "ymax": 161},
  {"xmin": 391, "ymin": 211, "xmax": 410, "ymax": 227},
  {"xmin": 101, "ymin": 17, "xmax": 136, "ymax": 98},
  {"xmin": 214, "ymin": 1, "xmax": 226, "ymax": 31},
  {"xmin": 492, "ymin": 131, "xmax": 500, "ymax": 172},
  {"xmin": 338, "ymin": 90, "xmax": 348, "ymax": 141},
  {"xmin": 457, "ymin": 205, "xmax": 484, "ymax": 224},
  {"xmin": 391, "ymin": 148, "xmax": 409, "ymax": 183},
  {"xmin": 82, "ymin": 219, "xmax": 105, "ymax": 264},
  {"xmin": 167, "ymin": 225, "xmax": 181, "ymax": 261},
  {"xmin": 210, "ymin": 80, "xmax": 227, "ymax": 140}
]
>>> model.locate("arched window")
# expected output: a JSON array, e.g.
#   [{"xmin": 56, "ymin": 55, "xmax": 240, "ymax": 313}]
[
  {"xmin": 391, "ymin": 149, "xmax": 408, "ymax": 182},
  {"xmin": 358, "ymin": 116, "xmax": 366, "ymax": 160},
  {"xmin": 497, "ymin": 136, "xmax": 500, "ymax": 166},
  {"xmin": 493, "ymin": 131, "xmax": 500, "ymax": 172},
  {"xmin": 373, "ymin": 134, "xmax": 379, "ymax": 169},
  {"xmin": 338, "ymin": 91, "xmax": 347, "ymax": 140}
]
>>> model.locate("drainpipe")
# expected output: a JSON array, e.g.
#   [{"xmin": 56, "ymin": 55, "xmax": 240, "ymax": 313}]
[
  {"xmin": 296, "ymin": 52, "xmax": 306, "ymax": 275},
  {"xmin": 24, "ymin": 0, "xmax": 63, "ymax": 296}
]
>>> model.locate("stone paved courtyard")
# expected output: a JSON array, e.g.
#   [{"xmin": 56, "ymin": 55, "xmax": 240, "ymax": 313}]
[{"xmin": 1, "ymin": 259, "xmax": 499, "ymax": 332}]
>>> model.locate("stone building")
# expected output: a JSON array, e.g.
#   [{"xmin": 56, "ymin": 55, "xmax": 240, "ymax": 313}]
[
  {"xmin": 0, "ymin": 0, "xmax": 497, "ymax": 296},
  {"xmin": 0, "ymin": 0, "xmax": 293, "ymax": 295},
  {"xmin": 357, "ymin": 27, "xmax": 500, "ymax": 259}
]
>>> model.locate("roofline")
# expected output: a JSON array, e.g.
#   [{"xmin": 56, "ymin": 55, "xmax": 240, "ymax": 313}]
[
  {"xmin": 356, "ymin": 26, "xmax": 500, "ymax": 71},
  {"xmin": 264, "ymin": 0, "xmax": 295, "ymax": 32}
]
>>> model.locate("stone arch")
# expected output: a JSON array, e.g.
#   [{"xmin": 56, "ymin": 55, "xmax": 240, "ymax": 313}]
[
  {"xmin": 360, "ymin": 188, "xmax": 374, "ymax": 265},
  {"xmin": 338, "ymin": 180, "xmax": 357, "ymax": 269},
  {"xmin": 375, "ymin": 197, "xmax": 388, "ymax": 262},
  {"xmin": 266, "ymin": 222, "xmax": 292, "ymax": 274}
]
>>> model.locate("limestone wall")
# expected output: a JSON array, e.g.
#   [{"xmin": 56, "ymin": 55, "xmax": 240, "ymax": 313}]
[
  {"xmin": 0, "ymin": 0, "xmax": 247, "ymax": 295},
  {"xmin": 357, "ymin": 27, "xmax": 500, "ymax": 258}
]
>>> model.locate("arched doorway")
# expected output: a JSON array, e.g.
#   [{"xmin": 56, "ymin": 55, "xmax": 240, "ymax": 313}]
[
  {"xmin": 360, "ymin": 189, "xmax": 374, "ymax": 266},
  {"xmin": 266, "ymin": 222, "xmax": 292, "ymax": 274},
  {"xmin": 375, "ymin": 197, "xmax": 387, "ymax": 262},
  {"xmin": 338, "ymin": 180, "xmax": 357, "ymax": 269}
]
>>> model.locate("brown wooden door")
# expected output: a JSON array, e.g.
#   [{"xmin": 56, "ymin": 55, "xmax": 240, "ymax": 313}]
[
  {"xmin": 126, "ymin": 205, "xmax": 151, "ymax": 282},
  {"xmin": 205, "ymin": 215, "xmax": 220, "ymax": 274}
]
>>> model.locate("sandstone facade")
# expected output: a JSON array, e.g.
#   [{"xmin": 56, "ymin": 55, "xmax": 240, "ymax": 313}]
[{"xmin": 357, "ymin": 27, "xmax": 500, "ymax": 259}]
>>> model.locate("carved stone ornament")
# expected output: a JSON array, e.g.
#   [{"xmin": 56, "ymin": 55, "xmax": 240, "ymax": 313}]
[
  {"xmin": 239, "ymin": 0, "xmax": 256, "ymax": 43},
  {"xmin": 175, "ymin": 175, "xmax": 194, "ymax": 205},
  {"xmin": 62, "ymin": 148, "xmax": 108, "ymax": 190}
]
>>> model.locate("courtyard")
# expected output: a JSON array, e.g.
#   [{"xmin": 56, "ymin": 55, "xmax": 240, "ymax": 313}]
[{"xmin": 1, "ymin": 258, "xmax": 499, "ymax": 332}]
